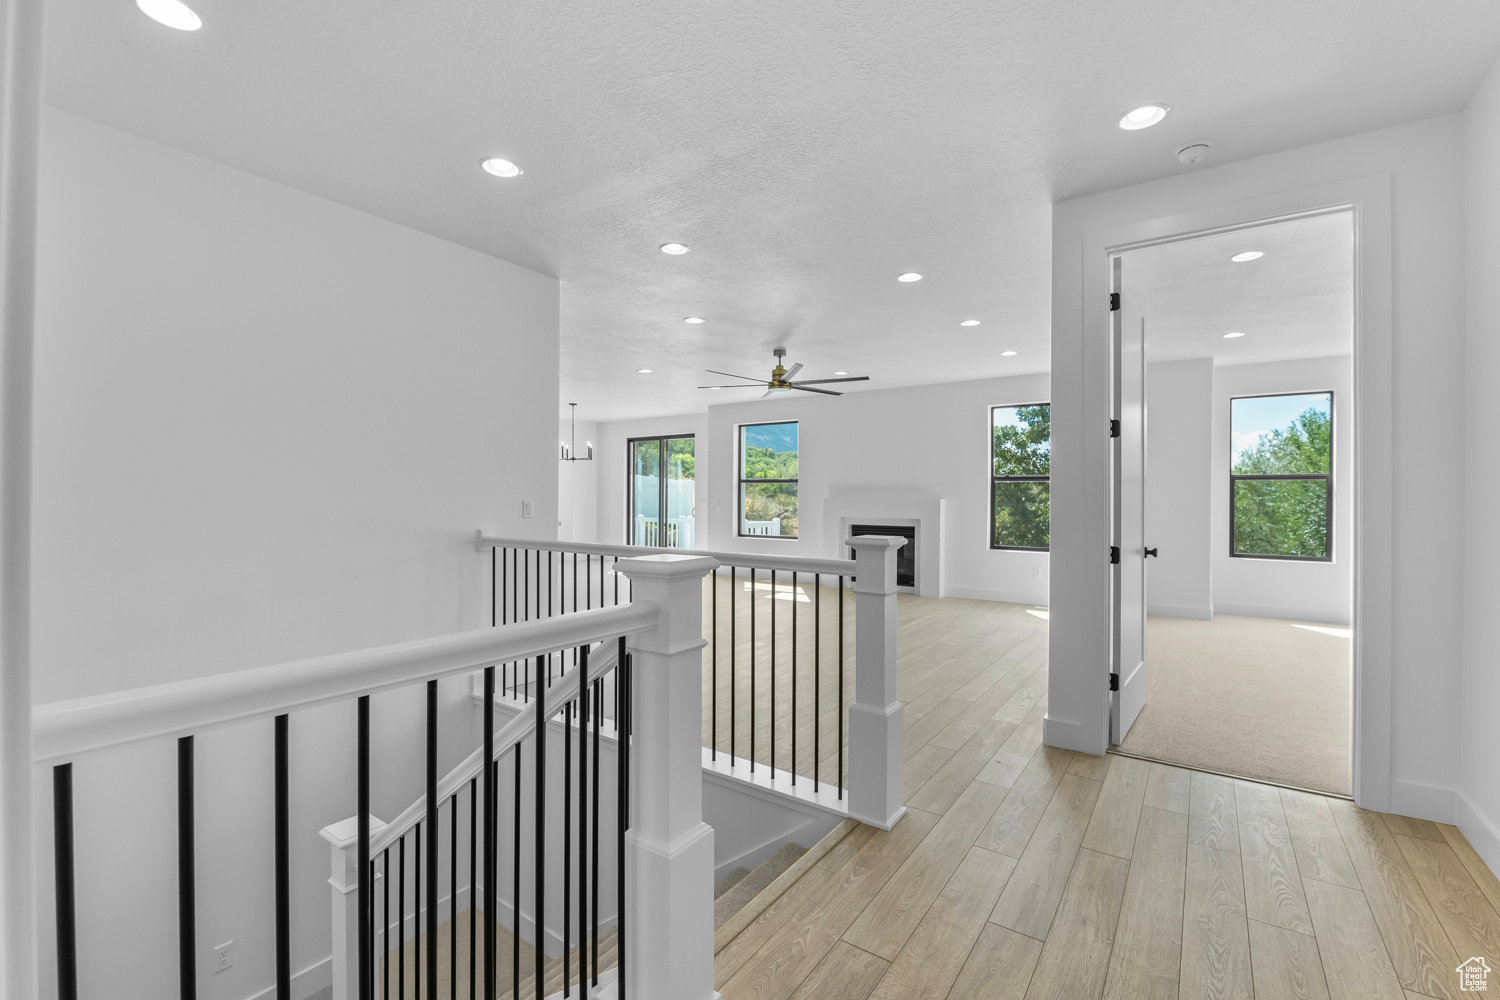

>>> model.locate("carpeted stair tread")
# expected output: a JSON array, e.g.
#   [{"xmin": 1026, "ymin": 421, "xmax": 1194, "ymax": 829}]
[
  {"xmin": 715, "ymin": 867, "xmax": 751, "ymax": 899},
  {"xmin": 714, "ymin": 843, "xmax": 807, "ymax": 930}
]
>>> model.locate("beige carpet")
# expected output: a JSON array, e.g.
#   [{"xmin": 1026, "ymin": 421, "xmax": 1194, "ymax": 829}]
[{"xmin": 1116, "ymin": 614, "xmax": 1352, "ymax": 795}]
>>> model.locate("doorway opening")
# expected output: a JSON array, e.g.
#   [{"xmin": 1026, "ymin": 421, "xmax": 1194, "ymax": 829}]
[
  {"xmin": 628, "ymin": 434, "xmax": 696, "ymax": 547},
  {"xmin": 1109, "ymin": 209, "xmax": 1355, "ymax": 796}
]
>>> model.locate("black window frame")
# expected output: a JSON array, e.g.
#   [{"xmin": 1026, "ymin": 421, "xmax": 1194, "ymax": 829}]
[
  {"xmin": 1228, "ymin": 390, "xmax": 1334, "ymax": 563},
  {"xmin": 990, "ymin": 402, "xmax": 1051, "ymax": 552},
  {"xmin": 626, "ymin": 433, "xmax": 695, "ymax": 547},
  {"xmin": 737, "ymin": 420, "xmax": 799, "ymax": 540}
]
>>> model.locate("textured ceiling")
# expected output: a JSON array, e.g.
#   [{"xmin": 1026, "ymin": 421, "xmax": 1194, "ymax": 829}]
[
  {"xmin": 41, "ymin": 0, "xmax": 1500, "ymax": 420},
  {"xmin": 1128, "ymin": 211, "xmax": 1353, "ymax": 366}
]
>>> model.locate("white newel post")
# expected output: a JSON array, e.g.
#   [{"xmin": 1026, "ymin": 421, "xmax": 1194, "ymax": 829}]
[
  {"xmin": 616, "ymin": 553, "xmax": 720, "ymax": 1000},
  {"xmin": 846, "ymin": 536, "xmax": 907, "ymax": 831},
  {"xmin": 320, "ymin": 814, "xmax": 386, "ymax": 1000}
]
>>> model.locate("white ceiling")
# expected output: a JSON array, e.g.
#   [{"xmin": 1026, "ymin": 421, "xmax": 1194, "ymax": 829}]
[
  {"xmin": 1127, "ymin": 211, "xmax": 1354, "ymax": 366},
  {"xmin": 42, "ymin": 0, "xmax": 1500, "ymax": 420}
]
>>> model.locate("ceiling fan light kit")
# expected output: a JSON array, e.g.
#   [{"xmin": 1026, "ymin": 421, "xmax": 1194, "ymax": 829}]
[{"xmin": 698, "ymin": 348, "xmax": 870, "ymax": 398}]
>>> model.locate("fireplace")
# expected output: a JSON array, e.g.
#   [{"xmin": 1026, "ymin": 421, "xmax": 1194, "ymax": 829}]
[{"xmin": 849, "ymin": 524, "xmax": 916, "ymax": 589}]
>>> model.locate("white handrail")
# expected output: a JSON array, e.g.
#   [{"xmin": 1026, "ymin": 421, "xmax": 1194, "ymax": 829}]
[
  {"xmin": 33, "ymin": 603, "xmax": 657, "ymax": 765},
  {"xmin": 477, "ymin": 531, "xmax": 858, "ymax": 578},
  {"xmin": 369, "ymin": 641, "xmax": 621, "ymax": 854}
]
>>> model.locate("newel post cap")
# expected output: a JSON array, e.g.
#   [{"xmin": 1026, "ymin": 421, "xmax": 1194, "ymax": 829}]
[
  {"xmin": 846, "ymin": 535, "xmax": 909, "ymax": 551},
  {"xmin": 615, "ymin": 553, "xmax": 720, "ymax": 581}
]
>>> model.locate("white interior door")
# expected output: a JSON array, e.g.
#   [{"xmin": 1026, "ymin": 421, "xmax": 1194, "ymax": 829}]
[{"xmin": 1111, "ymin": 263, "xmax": 1148, "ymax": 744}]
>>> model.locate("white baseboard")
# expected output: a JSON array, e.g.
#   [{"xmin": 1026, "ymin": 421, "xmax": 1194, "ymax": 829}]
[
  {"xmin": 944, "ymin": 585, "xmax": 1048, "ymax": 606},
  {"xmin": 1457, "ymin": 790, "xmax": 1500, "ymax": 878},
  {"xmin": 1211, "ymin": 601, "xmax": 1349, "ymax": 626},
  {"xmin": 1388, "ymin": 778, "xmax": 1456, "ymax": 824},
  {"xmin": 1042, "ymin": 714, "xmax": 1106, "ymax": 756},
  {"xmin": 247, "ymin": 957, "xmax": 330, "ymax": 1000},
  {"xmin": 1147, "ymin": 603, "xmax": 1213, "ymax": 621}
]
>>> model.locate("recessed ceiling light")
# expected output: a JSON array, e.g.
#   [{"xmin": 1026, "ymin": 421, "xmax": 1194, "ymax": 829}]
[
  {"xmin": 479, "ymin": 157, "xmax": 522, "ymax": 178},
  {"xmin": 833, "ymin": 371, "xmax": 849, "ymax": 376},
  {"xmin": 1230, "ymin": 251, "xmax": 1264, "ymax": 262},
  {"xmin": 1222, "ymin": 332, "xmax": 1246, "ymax": 339},
  {"xmin": 660, "ymin": 243, "xmax": 690, "ymax": 255},
  {"xmin": 637, "ymin": 368, "xmax": 654, "ymax": 373},
  {"xmin": 960, "ymin": 319, "xmax": 981, "ymax": 327},
  {"xmin": 136, "ymin": 0, "xmax": 202, "ymax": 30},
  {"xmin": 683, "ymin": 316, "xmax": 705, "ymax": 324},
  {"xmin": 1119, "ymin": 105, "xmax": 1169, "ymax": 130},
  {"xmin": 1000, "ymin": 350, "xmax": 1018, "ymax": 357},
  {"xmin": 897, "ymin": 272, "xmax": 923, "ymax": 282}
]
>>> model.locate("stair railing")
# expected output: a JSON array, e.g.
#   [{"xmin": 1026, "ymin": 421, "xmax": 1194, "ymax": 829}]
[
  {"xmin": 33, "ymin": 551, "xmax": 722, "ymax": 1000},
  {"xmin": 477, "ymin": 533, "xmax": 908, "ymax": 832}
]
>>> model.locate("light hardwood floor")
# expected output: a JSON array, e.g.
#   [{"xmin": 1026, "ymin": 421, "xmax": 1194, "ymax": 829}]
[{"xmin": 714, "ymin": 593, "xmax": 1500, "ymax": 1000}]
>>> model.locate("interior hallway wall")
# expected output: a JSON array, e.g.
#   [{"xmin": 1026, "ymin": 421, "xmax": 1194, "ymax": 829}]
[
  {"xmin": 33, "ymin": 109, "xmax": 559, "ymax": 1000},
  {"xmin": 1212, "ymin": 356, "xmax": 1353, "ymax": 625},
  {"xmin": 1461, "ymin": 53, "xmax": 1500, "ymax": 872},
  {"xmin": 1051, "ymin": 113, "xmax": 1464, "ymax": 828},
  {"xmin": 1145, "ymin": 358, "xmax": 1214, "ymax": 619}
]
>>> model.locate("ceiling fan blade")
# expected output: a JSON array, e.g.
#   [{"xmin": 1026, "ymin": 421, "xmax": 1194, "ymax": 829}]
[
  {"xmin": 705, "ymin": 369, "xmax": 766, "ymax": 383},
  {"xmin": 699, "ymin": 384, "xmax": 763, "ymax": 389},
  {"xmin": 788, "ymin": 376, "xmax": 870, "ymax": 385},
  {"xmin": 784, "ymin": 362, "xmax": 803, "ymax": 381},
  {"xmin": 789, "ymin": 384, "xmax": 842, "ymax": 396}
]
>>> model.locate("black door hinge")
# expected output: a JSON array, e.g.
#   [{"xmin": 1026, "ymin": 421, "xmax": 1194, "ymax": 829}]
[
  {"xmin": 1109, "ymin": 419, "xmax": 1120, "ymax": 438},
  {"xmin": 1109, "ymin": 292, "xmax": 1121, "ymax": 311},
  {"xmin": 1109, "ymin": 545, "xmax": 1120, "ymax": 564},
  {"xmin": 1109, "ymin": 673, "xmax": 1120, "ymax": 691}
]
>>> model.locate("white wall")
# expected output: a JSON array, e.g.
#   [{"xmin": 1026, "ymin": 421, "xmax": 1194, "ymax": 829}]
[
  {"xmin": 1461, "ymin": 57, "xmax": 1500, "ymax": 871},
  {"xmin": 1050, "ymin": 113, "xmax": 1464, "ymax": 822},
  {"xmin": 33, "ymin": 110, "xmax": 559, "ymax": 1000},
  {"xmin": 1212, "ymin": 357, "xmax": 1353, "ymax": 625},
  {"xmin": 1145, "ymin": 359, "xmax": 1214, "ymax": 620},
  {"xmin": 558, "ymin": 416, "xmax": 599, "ymax": 542}
]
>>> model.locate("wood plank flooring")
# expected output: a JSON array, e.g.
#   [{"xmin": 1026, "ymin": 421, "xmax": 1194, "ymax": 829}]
[{"xmin": 715, "ymin": 593, "xmax": 1500, "ymax": 1000}]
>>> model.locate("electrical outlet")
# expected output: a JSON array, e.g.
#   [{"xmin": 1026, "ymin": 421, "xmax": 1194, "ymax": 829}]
[
  {"xmin": 212, "ymin": 940, "xmax": 233, "ymax": 974},
  {"xmin": 521, "ymin": 499, "xmax": 534, "ymax": 518}
]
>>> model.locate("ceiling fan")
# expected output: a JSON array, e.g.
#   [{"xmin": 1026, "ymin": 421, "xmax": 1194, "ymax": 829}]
[{"xmin": 699, "ymin": 348, "xmax": 870, "ymax": 398}]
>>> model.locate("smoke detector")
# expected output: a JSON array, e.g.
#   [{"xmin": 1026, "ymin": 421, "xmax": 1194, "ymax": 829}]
[{"xmin": 1177, "ymin": 141, "xmax": 1213, "ymax": 164}]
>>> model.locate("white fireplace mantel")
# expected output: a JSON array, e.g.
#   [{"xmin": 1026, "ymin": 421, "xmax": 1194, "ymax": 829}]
[{"xmin": 822, "ymin": 490, "xmax": 946, "ymax": 597}]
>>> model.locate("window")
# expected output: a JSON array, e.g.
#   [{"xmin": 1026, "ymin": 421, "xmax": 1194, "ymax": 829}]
[
  {"xmin": 739, "ymin": 422, "xmax": 798, "ymax": 537},
  {"xmin": 1230, "ymin": 392, "xmax": 1333, "ymax": 560},
  {"xmin": 991, "ymin": 404, "xmax": 1050, "ymax": 550},
  {"xmin": 628, "ymin": 435, "xmax": 695, "ymax": 547}
]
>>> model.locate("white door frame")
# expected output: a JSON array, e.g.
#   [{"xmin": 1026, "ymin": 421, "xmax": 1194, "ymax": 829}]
[{"xmin": 1045, "ymin": 174, "xmax": 1393, "ymax": 812}]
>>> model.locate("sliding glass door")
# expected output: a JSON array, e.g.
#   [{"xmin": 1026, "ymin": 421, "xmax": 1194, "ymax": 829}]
[{"xmin": 629, "ymin": 435, "xmax": 695, "ymax": 547}]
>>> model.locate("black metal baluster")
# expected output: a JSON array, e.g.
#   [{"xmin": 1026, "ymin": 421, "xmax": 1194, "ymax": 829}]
[
  {"xmin": 613, "ymin": 556, "xmax": 619, "ymax": 605},
  {"xmin": 426, "ymin": 680, "xmax": 439, "ymax": 1000},
  {"xmin": 450, "ymin": 792, "xmax": 457, "ymax": 1000},
  {"xmin": 178, "ymin": 736, "xmax": 196, "ymax": 1000},
  {"xmin": 750, "ymin": 566, "xmax": 756, "ymax": 773},
  {"xmin": 548, "ymin": 549, "xmax": 554, "ymax": 620},
  {"xmin": 523, "ymin": 547, "xmax": 530, "ymax": 624},
  {"xmin": 712, "ymin": 567, "xmax": 718, "ymax": 761},
  {"xmin": 618, "ymin": 649, "xmax": 632, "ymax": 1000},
  {"xmin": 770, "ymin": 568, "xmax": 776, "ymax": 780},
  {"xmin": 359, "ymin": 697, "xmax": 372, "ymax": 1000},
  {"xmin": 512, "ymin": 547, "xmax": 519, "ymax": 690},
  {"xmin": 586, "ymin": 554, "xmax": 592, "ymax": 610},
  {"xmin": 491, "ymin": 545, "xmax": 497, "ymax": 630},
  {"xmin": 383, "ymin": 847, "xmax": 390, "ymax": 1000},
  {"xmin": 814, "ymin": 575, "xmax": 820, "ymax": 792},
  {"xmin": 591, "ymin": 676, "xmax": 601, "ymax": 986},
  {"xmin": 791, "ymin": 571, "xmax": 797, "ymax": 785},
  {"xmin": 577, "ymin": 646, "xmax": 589, "ymax": 988},
  {"xmin": 275, "ymin": 715, "xmax": 291, "ymax": 999},
  {"xmin": 54, "ymin": 763, "xmax": 77, "ymax": 1000},
  {"xmin": 414, "ymin": 822, "xmax": 422, "ymax": 997},
  {"xmin": 838, "ymin": 576, "xmax": 845, "ymax": 798},
  {"xmin": 483, "ymin": 668, "xmax": 496, "ymax": 1000},
  {"xmin": 563, "ymin": 695, "xmax": 572, "ymax": 997},
  {"xmin": 398, "ymin": 836, "xmax": 406, "ymax": 1000},
  {"xmin": 512, "ymin": 746, "xmax": 521, "ymax": 1000},
  {"xmin": 468, "ymin": 779, "xmax": 476, "ymax": 1000},
  {"xmin": 534, "ymin": 654, "xmax": 546, "ymax": 999}
]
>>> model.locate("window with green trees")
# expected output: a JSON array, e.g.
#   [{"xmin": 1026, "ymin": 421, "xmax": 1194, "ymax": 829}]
[
  {"xmin": 1230, "ymin": 392, "xmax": 1333, "ymax": 560},
  {"xmin": 992, "ymin": 404, "xmax": 1050, "ymax": 550},
  {"xmin": 740, "ymin": 421, "xmax": 798, "ymax": 537}
]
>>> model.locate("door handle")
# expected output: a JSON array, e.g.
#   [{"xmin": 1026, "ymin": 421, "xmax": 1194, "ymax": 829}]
[{"xmin": 1144, "ymin": 547, "xmax": 1158, "ymax": 558}]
